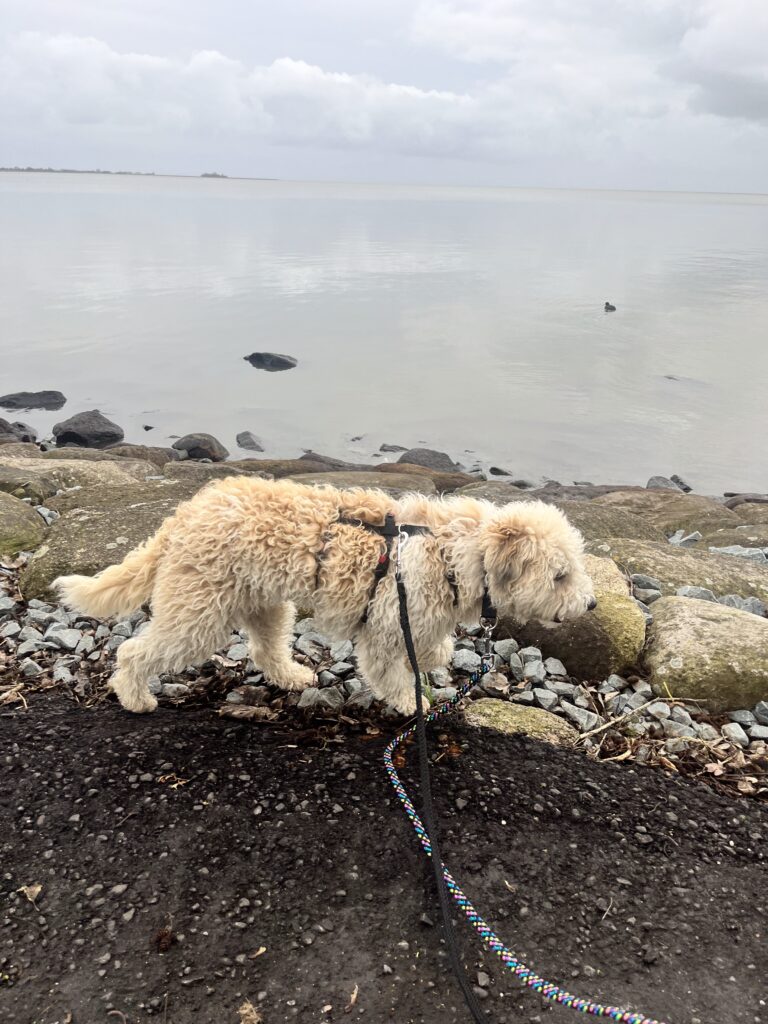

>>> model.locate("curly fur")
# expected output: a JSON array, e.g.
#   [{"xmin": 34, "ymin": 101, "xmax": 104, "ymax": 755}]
[{"xmin": 53, "ymin": 477, "xmax": 596, "ymax": 715}]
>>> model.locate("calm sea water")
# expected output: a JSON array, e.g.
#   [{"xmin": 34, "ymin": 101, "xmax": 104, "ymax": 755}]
[{"xmin": 2, "ymin": 172, "xmax": 767, "ymax": 493}]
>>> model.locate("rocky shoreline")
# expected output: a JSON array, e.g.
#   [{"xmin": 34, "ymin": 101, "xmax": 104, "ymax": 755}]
[{"xmin": 1, "ymin": 408, "xmax": 767, "ymax": 803}]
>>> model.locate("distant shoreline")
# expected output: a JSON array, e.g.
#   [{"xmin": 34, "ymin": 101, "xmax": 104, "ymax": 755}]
[{"xmin": 0, "ymin": 167, "xmax": 279, "ymax": 181}]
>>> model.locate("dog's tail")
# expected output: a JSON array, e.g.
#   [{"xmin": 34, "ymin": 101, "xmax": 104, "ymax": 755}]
[{"xmin": 54, "ymin": 524, "xmax": 169, "ymax": 619}]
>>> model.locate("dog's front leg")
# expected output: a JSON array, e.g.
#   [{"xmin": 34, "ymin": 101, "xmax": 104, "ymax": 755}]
[
  {"xmin": 355, "ymin": 633, "xmax": 429, "ymax": 716},
  {"xmin": 241, "ymin": 603, "xmax": 315, "ymax": 692}
]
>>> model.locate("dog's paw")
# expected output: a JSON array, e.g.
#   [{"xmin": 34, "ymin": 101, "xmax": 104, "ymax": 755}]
[
  {"xmin": 268, "ymin": 662, "xmax": 315, "ymax": 692},
  {"xmin": 111, "ymin": 683, "xmax": 158, "ymax": 714},
  {"xmin": 393, "ymin": 692, "xmax": 431, "ymax": 717}
]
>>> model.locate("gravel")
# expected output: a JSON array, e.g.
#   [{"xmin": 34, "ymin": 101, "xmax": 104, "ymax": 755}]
[
  {"xmin": 676, "ymin": 586, "xmax": 717, "ymax": 602},
  {"xmin": 721, "ymin": 722, "xmax": 750, "ymax": 748}
]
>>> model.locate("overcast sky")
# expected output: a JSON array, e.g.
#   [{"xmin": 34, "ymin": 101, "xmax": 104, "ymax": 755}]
[{"xmin": 1, "ymin": 1, "xmax": 767, "ymax": 191}]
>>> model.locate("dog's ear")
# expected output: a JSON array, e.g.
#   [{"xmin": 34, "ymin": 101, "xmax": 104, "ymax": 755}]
[{"xmin": 481, "ymin": 520, "xmax": 538, "ymax": 582}]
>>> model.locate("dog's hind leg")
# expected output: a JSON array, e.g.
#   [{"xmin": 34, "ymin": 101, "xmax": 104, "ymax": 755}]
[
  {"xmin": 109, "ymin": 586, "xmax": 232, "ymax": 713},
  {"xmin": 355, "ymin": 635, "xmax": 429, "ymax": 716},
  {"xmin": 241, "ymin": 603, "xmax": 314, "ymax": 692}
]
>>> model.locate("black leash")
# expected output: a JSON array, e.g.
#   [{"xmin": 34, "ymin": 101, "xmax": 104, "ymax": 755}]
[{"xmin": 395, "ymin": 567, "xmax": 488, "ymax": 1022}]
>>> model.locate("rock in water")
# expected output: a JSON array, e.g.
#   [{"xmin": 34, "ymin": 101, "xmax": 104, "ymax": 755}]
[
  {"xmin": 396, "ymin": 448, "xmax": 461, "ymax": 472},
  {"xmin": 236, "ymin": 431, "xmax": 265, "ymax": 452},
  {"xmin": 243, "ymin": 352, "xmax": 297, "ymax": 371},
  {"xmin": 0, "ymin": 390, "xmax": 66, "ymax": 411},
  {"xmin": 52, "ymin": 409, "xmax": 124, "ymax": 449},
  {"xmin": 171, "ymin": 433, "xmax": 229, "ymax": 461}
]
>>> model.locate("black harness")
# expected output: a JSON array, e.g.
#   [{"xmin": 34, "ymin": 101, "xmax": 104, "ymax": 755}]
[{"xmin": 316, "ymin": 511, "xmax": 492, "ymax": 624}]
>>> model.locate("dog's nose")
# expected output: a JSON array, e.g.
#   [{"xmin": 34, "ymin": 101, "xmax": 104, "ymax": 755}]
[{"xmin": 587, "ymin": 597, "xmax": 597, "ymax": 611}]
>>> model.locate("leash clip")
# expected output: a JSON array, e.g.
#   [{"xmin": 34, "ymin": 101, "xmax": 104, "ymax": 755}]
[
  {"xmin": 479, "ymin": 616, "xmax": 496, "ymax": 675},
  {"xmin": 396, "ymin": 528, "xmax": 409, "ymax": 574}
]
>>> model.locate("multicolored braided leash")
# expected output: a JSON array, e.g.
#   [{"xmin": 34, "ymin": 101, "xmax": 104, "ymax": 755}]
[{"xmin": 383, "ymin": 670, "xmax": 668, "ymax": 1024}]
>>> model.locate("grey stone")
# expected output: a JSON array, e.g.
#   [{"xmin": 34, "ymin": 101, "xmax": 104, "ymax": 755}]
[
  {"xmin": 76, "ymin": 635, "xmax": 95, "ymax": 655},
  {"xmin": 329, "ymin": 661, "xmax": 354, "ymax": 677},
  {"xmin": 664, "ymin": 738, "xmax": 692, "ymax": 754},
  {"xmin": 708, "ymin": 545, "xmax": 767, "ymax": 562},
  {"xmin": 50, "ymin": 628, "xmax": 83, "ymax": 652},
  {"xmin": 317, "ymin": 671, "xmax": 337, "ymax": 687},
  {"xmin": 546, "ymin": 679, "xmax": 577, "ymax": 698},
  {"xmin": 227, "ymin": 643, "xmax": 249, "ymax": 662},
  {"xmin": 508, "ymin": 652, "xmax": 525, "ymax": 682},
  {"xmin": 111, "ymin": 621, "xmax": 133, "ymax": 638},
  {"xmin": 662, "ymin": 720, "xmax": 696, "ymax": 739},
  {"xmin": 493, "ymin": 638, "xmax": 520, "ymax": 661},
  {"xmin": 721, "ymin": 722, "xmax": 749, "ymax": 748},
  {"xmin": 330, "ymin": 640, "xmax": 354, "ymax": 662},
  {"xmin": 299, "ymin": 687, "xmax": 344, "ymax": 713},
  {"xmin": 345, "ymin": 689, "xmax": 374, "ymax": 711},
  {"xmin": 646, "ymin": 701, "xmax": 671, "ymax": 721},
  {"xmin": 671, "ymin": 475, "xmax": 692, "ymax": 493},
  {"xmin": 533, "ymin": 687, "xmax": 559, "ymax": 711},
  {"xmin": 243, "ymin": 351, "xmax": 297, "ymax": 372},
  {"xmin": 17, "ymin": 638, "xmax": 49, "ymax": 656},
  {"xmin": 560, "ymin": 702, "xmax": 601, "ymax": 732},
  {"xmin": 519, "ymin": 646, "xmax": 542, "ymax": 664},
  {"xmin": 719, "ymin": 594, "xmax": 767, "ymax": 617},
  {"xmin": 18, "ymin": 625, "xmax": 44, "ymax": 642},
  {"xmin": 647, "ymin": 476, "xmax": 683, "ymax": 491},
  {"xmin": 107, "ymin": 634, "xmax": 126, "ymax": 652},
  {"xmin": 161, "ymin": 683, "xmax": 191, "ymax": 698},
  {"xmin": 0, "ymin": 621, "xmax": 21, "ymax": 638},
  {"xmin": 676, "ymin": 586, "xmax": 717, "ymax": 602},
  {"xmin": 670, "ymin": 706, "xmax": 693, "ymax": 726},
  {"xmin": 668, "ymin": 530, "xmax": 702, "ymax": 547},
  {"xmin": 511, "ymin": 690, "xmax": 536, "ymax": 705},
  {"xmin": 630, "ymin": 573, "xmax": 663, "ymax": 591},
  {"xmin": 236, "ymin": 431, "xmax": 265, "ymax": 452},
  {"xmin": 148, "ymin": 676, "xmax": 163, "ymax": 695},
  {"xmin": 20, "ymin": 658, "xmax": 43, "ymax": 677},
  {"xmin": 431, "ymin": 686, "xmax": 458, "ymax": 704},
  {"xmin": 748, "ymin": 724, "xmax": 768, "ymax": 741},
  {"xmin": 294, "ymin": 635, "xmax": 325, "ymax": 660},
  {"xmin": 52, "ymin": 661, "xmax": 74, "ymax": 683},
  {"xmin": 633, "ymin": 587, "xmax": 662, "ymax": 605},
  {"xmin": 696, "ymin": 722, "xmax": 719, "ymax": 741},
  {"xmin": 729, "ymin": 709, "xmax": 756, "ymax": 727},
  {"xmin": 631, "ymin": 678, "xmax": 653, "ymax": 697},
  {"xmin": 481, "ymin": 673, "xmax": 510, "ymax": 699},
  {"xmin": 544, "ymin": 657, "xmax": 567, "ymax": 676},
  {"xmin": 523, "ymin": 660, "xmax": 547, "ymax": 685},
  {"xmin": 396, "ymin": 448, "xmax": 461, "ymax": 472},
  {"xmin": 754, "ymin": 701, "xmax": 768, "ymax": 726},
  {"xmin": 0, "ymin": 595, "xmax": 19, "ymax": 615},
  {"xmin": 453, "ymin": 649, "xmax": 481, "ymax": 673}
]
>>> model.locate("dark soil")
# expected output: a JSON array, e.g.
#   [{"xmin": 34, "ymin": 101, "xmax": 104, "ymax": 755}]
[{"xmin": 1, "ymin": 699, "xmax": 767, "ymax": 1024}]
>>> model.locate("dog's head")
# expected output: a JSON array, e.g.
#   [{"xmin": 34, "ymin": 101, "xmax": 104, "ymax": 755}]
[{"xmin": 478, "ymin": 501, "xmax": 596, "ymax": 626}]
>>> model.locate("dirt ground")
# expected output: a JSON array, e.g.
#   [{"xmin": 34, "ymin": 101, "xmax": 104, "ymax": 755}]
[{"xmin": 1, "ymin": 698, "xmax": 767, "ymax": 1024}]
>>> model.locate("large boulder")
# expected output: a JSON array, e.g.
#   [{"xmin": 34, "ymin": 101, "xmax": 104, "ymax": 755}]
[
  {"xmin": 734, "ymin": 504, "xmax": 768, "ymax": 527},
  {"xmin": 702, "ymin": 525, "xmax": 768, "ymax": 550},
  {"xmin": 592, "ymin": 490, "xmax": 740, "ymax": 537},
  {"xmin": 0, "ymin": 418, "xmax": 37, "ymax": 443},
  {"xmin": 171, "ymin": 433, "xmax": 229, "ymax": 461},
  {"xmin": 287, "ymin": 471, "xmax": 436, "ymax": 496},
  {"xmin": 590, "ymin": 538, "xmax": 768, "ymax": 602},
  {"xmin": 644, "ymin": 597, "xmax": 768, "ymax": 712},
  {"xmin": 19, "ymin": 480, "xmax": 200, "ymax": 600},
  {"xmin": 42, "ymin": 448, "xmax": 134, "ymax": 462},
  {"xmin": 0, "ymin": 491, "xmax": 46, "ymax": 556},
  {"xmin": 457, "ymin": 482, "xmax": 526, "ymax": 503},
  {"xmin": 236, "ymin": 431, "xmax": 265, "ymax": 452},
  {"xmin": 0, "ymin": 457, "xmax": 156, "ymax": 504},
  {"xmin": 103, "ymin": 444, "xmax": 180, "ymax": 468},
  {"xmin": 0, "ymin": 390, "xmax": 66, "ymax": 411},
  {"xmin": 377, "ymin": 463, "xmax": 477, "ymax": 493},
  {"xmin": 164, "ymin": 462, "xmax": 271, "ymax": 484},
  {"xmin": 0, "ymin": 443, "xmax": 42, "ymax": 459},
  {"xmin": 52, "ymin": 409, "xmax": 124, "ymax": 449},
  {"xmin": 396, "ymin": 448, "xmax": 461, "ymax": 473},
  {"xmin": 463, "ymin": 699, "xmax": 578, "ymax": 746},
  {"xmin": 498, "ymin": 555, "xmax": 644, "ymax": 680}
]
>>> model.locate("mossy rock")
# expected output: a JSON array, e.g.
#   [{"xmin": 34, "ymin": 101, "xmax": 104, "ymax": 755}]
[
  {"xmin": 0, "ymin": 491, "xmax": 46, "ymax": 556},
  {"xmin": 702, "ymin": 525, "xmax": 768, "ymax": 549},
  {"xmin": 735, "ymin": 504, "xmax": 768, "ymax": 527},
  {"xmin": 164, "ymin": 462, "xmax": 272, "ymax": 484},
  {"xmin": 590, "ymin": 538, "xmax": 768, "ymax": 601},
  {"xmin": 592, "ymin": 490, "xmax": 740, "ymax": 537},
  {"xmin": 0, "ymin": 456, "xmax": 156, "ymax": 503},
  {"xmin": 463, "ymin": 699, "xmax": 578, "ymax": 746},
  {"xmin": 644, "ymin": 597, "xmax": 768, "ymax": 712},
  {"xmin": 287, "ymin": 472, "xmax": 436, "ymax": 495},
  {"xmin": 378, "ymin": 463, "xmax": 478, "ymax": 492},
  {"xmin": 105, "ymin": 444, "xmax": 180, "ymax": 468},
  {"xmin": 20, "ymin": 481, "xmax": 200, "ymax": 599},
  {"xmin": 0, "ymin": 443, "xmax": 42, "ymax": 459}
]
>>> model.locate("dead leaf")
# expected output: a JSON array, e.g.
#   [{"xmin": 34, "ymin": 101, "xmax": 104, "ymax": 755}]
[
  {"xmin": 238, "ymin": 999, "xmax": 262, "ymax": 1024},
  {"xmin": 248, "ymin": 946, "xmax": 267, "ymax": 959},
  {"xmin": 17, "ymin": 884, "xmax": 42, "ymax": 904},
  {"xmin": 322, "ymin": 1005, "xmax": 333, "ymax": 1013},
  {"xmin": 345, "ymin": 984, "xmax": 359, "ymax": 1013},
  {"xmin": 158, "ymin": 773, "xmax": 189, "ymax": 789},
  {"xmin": 218, "ymin": 705, "xmax": 275, "ymax": 722}
]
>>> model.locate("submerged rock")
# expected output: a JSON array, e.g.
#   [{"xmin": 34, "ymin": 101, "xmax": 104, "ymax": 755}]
[
  {"xmin": 396, "ymin": 448, "xmax": 462, "ymax": 472},
  {"xmin": 236, "ymin": 431, "xmax": 265, "ymax": 452},
  {"xmin": 0, "ymin": 390, "xmax": 66, "ymax": 411},
  {"xmin": 243, "ymin": 352, "xmax": 297, "ymax": 371}
]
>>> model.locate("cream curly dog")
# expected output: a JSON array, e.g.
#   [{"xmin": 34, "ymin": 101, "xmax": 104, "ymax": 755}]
[{"xmin": 54, "ymin": 477, "xmax": 596, "ymax": 715}]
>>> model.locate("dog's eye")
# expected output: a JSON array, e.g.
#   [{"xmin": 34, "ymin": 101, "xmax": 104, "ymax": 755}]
[{"xmin": 554, "ymin": 570, "xmax": 568, "ymax": 582}]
